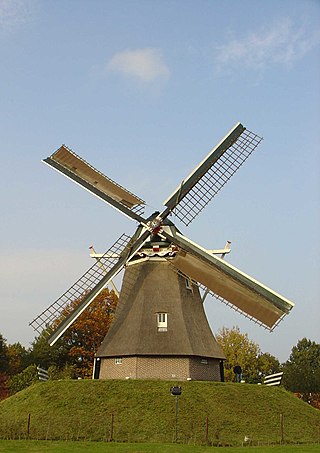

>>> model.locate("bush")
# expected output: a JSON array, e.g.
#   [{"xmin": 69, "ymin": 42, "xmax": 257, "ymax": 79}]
[{"xmin": 8, "ymin": 365, "xmax": 38, "ymax": 395}]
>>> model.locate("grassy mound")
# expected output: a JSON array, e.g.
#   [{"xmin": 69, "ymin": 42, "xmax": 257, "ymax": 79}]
[{"xmin": 0, "ymin": 380, "xmax": 319, "ymax": 445}]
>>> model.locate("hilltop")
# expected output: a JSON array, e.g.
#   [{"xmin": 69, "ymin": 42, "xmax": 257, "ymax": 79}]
[{"xmin": 0, "ymin": 380, "xmax": 319, "ymax": 446}]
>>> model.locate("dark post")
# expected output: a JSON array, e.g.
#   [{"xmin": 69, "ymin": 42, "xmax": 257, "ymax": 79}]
[
  {"xmin": 93, "ymin": 357, "xmax": 101, "ymax": 380},
  {"xmin": 170, "ymin": 386, "xmax": 182, "ymax": 443},
  {"xmin": 205, "ymin": 416, "xmax": 209, "ymax": 444},
  {"xmin": 219, "ymin": 360, "xmax": 224, "ymax": 382},
  {"xmin": 109, "ymin": 413, "xmax": 114, "ymax": 442},
  {"xmin": 175, "ymin": 395, "xmax": 179, "ymax": 442},
  {"xmin": 27, "ymin": 413, "xmax": 31, "ymax": 438}
]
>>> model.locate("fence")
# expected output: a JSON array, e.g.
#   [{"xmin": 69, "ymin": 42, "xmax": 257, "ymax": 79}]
[{"xmin": 0, "ymin": 412, "xmax": 319, "ymax": 446}]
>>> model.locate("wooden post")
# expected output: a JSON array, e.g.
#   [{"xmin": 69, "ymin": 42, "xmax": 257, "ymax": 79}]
[
  {"xmin": 280, "ymin": 413, "xmax": 284, "ymax": 444},
  {"xmin": 109, "ymin": 413, "xmax": 114, "ymax": 442},
  {"xmin": 174, "ymin": 395, "xmax": 179, "ymax": 442},
  {"xmin": 27, "ymin": 413, "xmax": 31, "ymax": 438},
  {"xmin": 205, "ymin": 416, "xmax": 209, "ymax": 444}
]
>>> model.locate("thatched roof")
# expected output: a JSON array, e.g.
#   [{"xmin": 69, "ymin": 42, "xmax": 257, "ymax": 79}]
[{"xmin": 96, "ymin": 260, "xmax": 225, "ymax": 360}]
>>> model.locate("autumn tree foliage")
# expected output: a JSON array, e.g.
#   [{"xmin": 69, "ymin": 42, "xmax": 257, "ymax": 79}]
[
  {"xmin": 216, "ymin": 326, "xmax": 280, "ymax": 383},
  {"xmin": 0, "ymin": 334, "xmax": 9, "ymax": 400},
  {"xmin": 0, "ymin": 336, "xmax": 29, "ymax": 399},
  {"xmin": 0, "ymin": 334, "xmax": 9, "ymax": 373},
  {"xmin": 52, "ymin": 287, "xmax": 118, "ymax": 378},
  {"xmin": 6, "ymin": 287, "xmax": 118, "ymax": 394},
  {"xmin": 6, "ymin": 343, "xmax": 28, "ymax": 376},
  {"xmin": 0, "ymin": 373, "xmax": 9, "ymax": 400},
  {"xmin": 28, "ymin": 288, "xmax": 118, "ymax": 379}
]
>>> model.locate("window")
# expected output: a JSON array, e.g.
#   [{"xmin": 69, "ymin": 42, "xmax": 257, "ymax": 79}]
[
  {"xmin": 185, "ymin": 278, "xmax": 193, "ymax": 292},
  {"xmin": 115, "ymin": 357, "xmax": 122, "ymax": 365},
  {"xmin": 201, "ymin": 358, "xmax": 208, "ymax": 364},
  {"xmin": 157, "ymin": 313, "xmax": 168, "ymax": 332}
]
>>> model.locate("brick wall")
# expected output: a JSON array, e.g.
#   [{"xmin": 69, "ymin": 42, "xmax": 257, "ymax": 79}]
[
  {"xmin": 137, "ymin": 356, "xmax": 189, "ymax": 380},
  {"xmin": 99, "ymin": 356, "xmax": 222, "ymax": 381},
  {"xmin": 99, "ymin": 356, "xmax": 138, "ymax": 379},
  {"xmin": 189, "ymin": 357, "xmax": 221, "ymax": 381}
]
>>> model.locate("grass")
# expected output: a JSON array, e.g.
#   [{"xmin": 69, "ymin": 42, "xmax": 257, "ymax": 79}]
[
  {"xmin": 0, "ymin": 380, "xmax": 319, "ymax": 446},
  {"xmin": 0, "ymin": 441, "xmax": 320, "ymax": 453}
]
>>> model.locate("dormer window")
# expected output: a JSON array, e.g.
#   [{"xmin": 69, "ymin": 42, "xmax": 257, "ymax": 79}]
[{"xmin": 157, "ymin": 313, "xmax": 168, "ymax": 332}]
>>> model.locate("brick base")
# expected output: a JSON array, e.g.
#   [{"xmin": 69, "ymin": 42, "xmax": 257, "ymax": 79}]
[{"xmin": 97, "ymin": 356, "xmax": 222, "ymax": 381}]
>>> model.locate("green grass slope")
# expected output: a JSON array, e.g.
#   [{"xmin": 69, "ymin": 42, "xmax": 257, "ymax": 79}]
[{"xmin": 0, "ymin": 380, "xmax": 319, "ymax": 446}]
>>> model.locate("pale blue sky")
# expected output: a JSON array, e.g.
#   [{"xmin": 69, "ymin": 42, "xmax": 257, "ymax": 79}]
[{"xmin": 0, "ymin": 0, "xmax": 319, "ymax": 362}]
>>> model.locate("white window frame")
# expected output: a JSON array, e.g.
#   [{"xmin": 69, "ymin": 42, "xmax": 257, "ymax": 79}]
[
  {"xmin": 115, "ymin": 357, "xmax": 123, "ymax": 365},
  {"xmin": 157, "ymin": 312, "xmax": 168, "ymax": 332}
]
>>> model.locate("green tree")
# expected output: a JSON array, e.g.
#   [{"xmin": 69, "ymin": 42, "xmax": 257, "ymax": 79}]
[
  {"xmin": 216, "ymin": 326, "xmax": 280, "ymax": 383},
  {"xmin": 216, "ymin": 326, "xmax": 261, "ymax": 383},
  {"xmin": 8, "ymin": 365, "xmax": 38, "ymax": 395},
  {"xmin": 27, "ymin": 331, "xmax": 70, "ymax": 371},
  {"xmin": 283, "ymin": 338, "xmax": 320, "ymax": 399},
  {"xmin": 257, "ymin": 352, "xmax": 281, "ymax": 379},
  {"xmin": 48, "ymin": 363, "xmax": 78, "ymax": 380},
  {"xmin": 6, "ymin": 343, "xmax": 28, "ymax": 376}
]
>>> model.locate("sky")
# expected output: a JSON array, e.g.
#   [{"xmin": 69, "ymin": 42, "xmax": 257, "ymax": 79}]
[{"xmin": 0, "ymin": 0, "xmax": 319, "ymax": 363}]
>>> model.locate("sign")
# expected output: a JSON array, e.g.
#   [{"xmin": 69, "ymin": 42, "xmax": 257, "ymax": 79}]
[{"xmin": 170, "ymin": 386, "xmax": 182, "ymax": 396}]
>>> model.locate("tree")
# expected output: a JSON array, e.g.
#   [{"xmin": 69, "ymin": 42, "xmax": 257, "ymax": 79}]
[
  {"xmin": 1, "ymin": 288, "xmax": 117, "ymax": 396},
  {"xmin": 0, "ymin": 334, "xmax": 9, "ymax": 373},
  {"xmin": 257, "ymin": 352, "xmax": 281, "ymax": 378},
  {"xmin": 216, "ymin": 326, "xmax": 261, "ymax": 383},
  {"xmin": 28, "ymin": 288, "xmax": 118, "ymax": 379},
  {"xmin": 27, "ymin": 330, "xmax": 70, "ymax": 371},
  {"xmin": 0, "ymin": 372, "xmax": 9, "ymax": 400},
  {"xmin": 216, "ymin": 326, "xmax": 280, "ymax": 383},
  {"xmin": 0, "ymin": 334, "xmax": 9, "ymax": 400},
  {"xmin": 8, "ymin": 365, "xmax": 38, "ymax": 395},
  {"xmin": 60, "ymin": 288, "xmax": 118, "ymax": 378},
  {"xmin": 48, "ymin": 363, "xmax": 78, "ymax": 380},
  {"xmin": 283, "ymin": 338, "xmax": 320, "ymax": 400},
  {"xmin": 6, "ymin": 343, "xmax": 28, "ymax": 376}
]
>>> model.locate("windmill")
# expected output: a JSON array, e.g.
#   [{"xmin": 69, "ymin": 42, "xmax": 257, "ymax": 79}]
[{"xmin": 30, "ymin": 122, "xmax": 294, "ymax": 381}]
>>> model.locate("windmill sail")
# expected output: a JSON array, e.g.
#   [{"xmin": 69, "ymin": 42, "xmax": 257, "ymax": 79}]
[
  {"xmin": 43, "ymin": 145, "xmax": 146, "ymax": 222},
  {"xmin": 30, "ymin": 231, "xmax": 149, "ymax": 345},
  {"xmin": 163, "ymin": 123, "xmax": 262, "ymax": 226},
  {"xmin": 31, "ymin": 122, "xmax": 294, "ymax": 379},
  {"xmin": 163, "ymin": 231, "xmax": 294, "ymax": 330}
]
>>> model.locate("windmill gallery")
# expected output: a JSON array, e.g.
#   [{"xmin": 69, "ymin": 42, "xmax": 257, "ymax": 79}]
[{"xmin": 30, "ymin": 123, "xmax": 294, "ymax": 381}]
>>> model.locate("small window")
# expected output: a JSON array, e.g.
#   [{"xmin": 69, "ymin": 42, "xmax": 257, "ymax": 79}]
[
  {"xmin": 115, "ymin": 357, "xmax": 122, "ymax": 365},
  {"xmin": 185, "ymin": 278, "xmax": 193, "ymax": 292},
  {"xmin": 201, "ymin": 358, "xmax": 208, "ymax": 364},
  {"xmin": 157, "ymin": 313, "xmax": 167, "ymax": 332}
]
